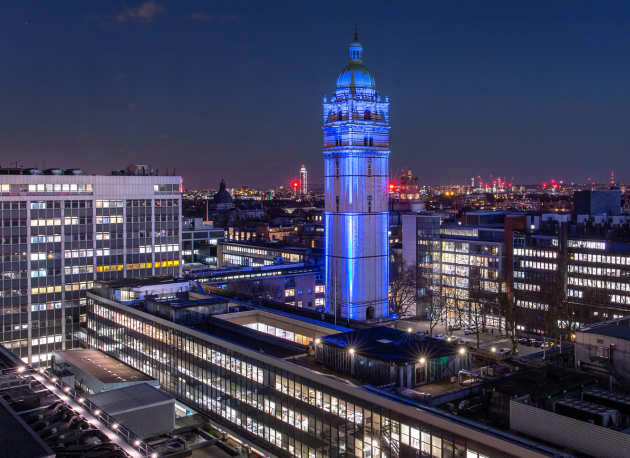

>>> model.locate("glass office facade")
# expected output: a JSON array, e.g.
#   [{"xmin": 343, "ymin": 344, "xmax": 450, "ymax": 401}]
[{"xmin": 86, "ymin": 291, "xmax": 554, "ymax": 458}]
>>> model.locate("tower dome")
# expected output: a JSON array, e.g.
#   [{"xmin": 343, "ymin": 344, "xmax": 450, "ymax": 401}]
[{"xmin": 336, "ymin": 29, "xmax": 376, "ymax": 89}]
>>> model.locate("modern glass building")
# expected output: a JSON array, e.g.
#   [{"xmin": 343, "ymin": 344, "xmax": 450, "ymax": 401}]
[
  {"xmin": 0, "ymin": 169, "xmax": 182, "ymax": 365},
  {"xmin": 86, "ymin": 281, "xmax": 560, "ymax": 458},
  {"xmin": 403, "ymin": 215, "xmax": 506, "ymax": 330},
  {"xmin": 323, "ymin": 32, "xmax": 390, "ymax": 321}
]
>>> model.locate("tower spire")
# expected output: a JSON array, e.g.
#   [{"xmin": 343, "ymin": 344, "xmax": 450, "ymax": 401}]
[{"xmin": 354, "ymin": 24, "xmax": 358, "ymax": 42}]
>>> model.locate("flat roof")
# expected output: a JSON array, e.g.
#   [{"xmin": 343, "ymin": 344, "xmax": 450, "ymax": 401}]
[
  {"xmin": 148, "ymin": 294, "xmax": 229, "ymax": 309},
  {"xmin": 215, "ymin": 309, "xmax": 342, "ymax": 339},
  {"xmin": 88, "ymin": 383, "xmax": 174, "ymax": 415},
  {"xmin": 580, "ymin": 318, "xmax": 630, "ymax": 341},
  {"xmin": 322, "ymin": 327, "xmax": 460, "ymax": 363},
  {"xmin": 55, "ymin": 349, "xmax": 154, "ymax": 384},
  {"xmin": 192, "ymin": 317, "xmax": 307, "ymax": 359}
]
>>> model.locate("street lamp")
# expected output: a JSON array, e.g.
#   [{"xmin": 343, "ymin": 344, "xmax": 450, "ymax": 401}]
[
  {"xmin": 491, "ymin": 346, "xmax": 496, "ymax": 353},
  {"xmin": 348, "ymin": 347, "xmax": 355, "ymax": 355},
  {"xmin": 459, "ymin": 347, "xmax": 467, "ymax": 355},
  {"xmin": 418, "ymin": 357, "xmax": 426, "ymax": 365}
]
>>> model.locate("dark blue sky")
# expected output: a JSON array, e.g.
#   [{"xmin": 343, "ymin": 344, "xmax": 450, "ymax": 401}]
[{"xmin": 1, "ymin": 1, "xmax": 629, "ymax": 188}]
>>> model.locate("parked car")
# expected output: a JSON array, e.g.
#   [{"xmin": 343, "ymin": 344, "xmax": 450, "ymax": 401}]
[
  {"xmin": 463, "ymin": 328, "xmax": 475, "ymax": 335},
  {"xmin": 518, "ymin": 337, "xmax": 529, "ymax": 345},
  {"xmin": 540, "ymin": 341, "xmax": 553, "ymax": 349},
  {"xmin": 497, "ymin": 348, "xmax": 512, "ymax": 356},
  {"xmin": 448, "ymin": 325, "xmax": 462, "ymax": 331}
]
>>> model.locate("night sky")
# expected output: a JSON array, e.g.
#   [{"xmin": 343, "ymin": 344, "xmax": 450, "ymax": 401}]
[{"xmin": 1, "ymin": 1, "xmax": 630, "ymax": 189}]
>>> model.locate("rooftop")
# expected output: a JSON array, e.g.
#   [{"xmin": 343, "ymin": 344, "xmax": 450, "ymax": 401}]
[
  {"xmin": 54, "ymin": 349, "xmax": 154, "ymax": 384},
  {"xmin": 88, "ymin": 383, "xmax": 174, "ymax": 415},
  {"xmin": 321, "ymin": 327, "xmax": 461, "ymax": 363},
  {"xmin": 579, "ymin": 317, "xmax": 630, "ymax": 341},
  {"xmin": 0, "ymin": 345, "xmax": 151, "ymax": 458}
]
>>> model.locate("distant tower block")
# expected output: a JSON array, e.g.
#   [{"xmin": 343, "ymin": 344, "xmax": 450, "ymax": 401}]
[
  {"xmin": 323, "ymin": 30, "xmax": 390, "ymax": 321},
  {"xmin": 300, "ymin": 164, "xmax": 308, "ymax": 195}
]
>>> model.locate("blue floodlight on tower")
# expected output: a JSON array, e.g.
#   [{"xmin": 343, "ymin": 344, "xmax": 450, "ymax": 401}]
[{"xmin": 323, "ymin": 30, "xmax": 390, "ymax": 321}]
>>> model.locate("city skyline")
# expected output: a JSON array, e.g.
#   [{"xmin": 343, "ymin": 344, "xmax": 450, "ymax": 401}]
[{"xmin": 2, "ymin": 1, "xmax": 630, "ymax": 188}]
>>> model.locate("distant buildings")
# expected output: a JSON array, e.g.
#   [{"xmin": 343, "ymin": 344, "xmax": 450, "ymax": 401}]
[
  {"xmin": 0, "ymin": 167, "xmax": 182, "ymax": 366},
  {"xmin": 182, "ymin": 217, "xmax": 223, "ymax": 266},
  {"xmin": 299, "ymin": 164, "xmax": 308, "ymax": 196},
  {"xmin": 402, "ymin": 190, "xmax": 630, "ymax": 336},
  {"xmin": 323, "ymin": 32, "xmax": 390, "ymax": 321}
]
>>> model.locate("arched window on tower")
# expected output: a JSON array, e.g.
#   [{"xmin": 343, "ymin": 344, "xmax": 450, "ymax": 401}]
[
  {"xmin": 363, "ymin": 137, "xmax": 368, "ymax": 146},
  {"xmin": 367, "ymin": 195, "xmax": 373, "ymax": 213},
  {"xmin": 369, "ymin": 137, "xmax": 374, "ymax": 146},
  {"xmin": 337, "ymin": 110, "xmax": 343, "ymax": 121},
  {"xmin": 364, "ymin": 110, "xmax": 371, "ymax": 120},
  {"xmin": 367, "ymin": 158, "xmax": 372, "ymax": 176}
]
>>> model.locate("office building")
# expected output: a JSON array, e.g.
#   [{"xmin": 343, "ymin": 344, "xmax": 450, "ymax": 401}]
[
  {"xmin": 182, "ymin": 217, "xmax": 223, "ymax": 266},
  {"xmin": 86, "ymin": 278, "xmax": 564, "ymax": 458},
  {"xmin": 573, "ymin": 189, "xmax": 622, "ymax": 216},
  {"xmin": 402, "ymin": 214, "xmax": 506, "ymax": 329},
  {"xmin": 0, "ymin": 168, "xmax": 182, "ymax": 365},
  {"xmin": 217, "ymin": 240, "xmax": 312, "ymax": 268},
  {"xmin": 187, "ymin": 263, "xmax": 326, "ymax": 310},
  {"xmin": 323, "ymin": 31, "xmax": 390, "ymax": 320},
  {"xmin": 512, "ymin": 218, "xmax": 630, "ymax": 335}
]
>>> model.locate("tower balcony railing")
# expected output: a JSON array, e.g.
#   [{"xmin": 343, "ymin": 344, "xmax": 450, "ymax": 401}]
[
  {"xmin": 323, "ymin": 142, "xmax": 389, "ymax": 149},
  {"xmin": 324, "ymin": 113, "xmax": 388, "ymax": 124}
]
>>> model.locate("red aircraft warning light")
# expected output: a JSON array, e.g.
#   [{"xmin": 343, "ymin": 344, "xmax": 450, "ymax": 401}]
[{"xmin": 291, "ymin": 180, "xmax": 300, "ymax": 189}]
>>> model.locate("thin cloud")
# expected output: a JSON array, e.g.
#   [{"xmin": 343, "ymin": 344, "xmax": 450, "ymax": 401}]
[
  {"xmin": 117, "ymin": 1, "xmax": 165, "ymax": 23},
  {"xmin": 190, "ymin": 12, "xmax": 240, "ymax": 23}
]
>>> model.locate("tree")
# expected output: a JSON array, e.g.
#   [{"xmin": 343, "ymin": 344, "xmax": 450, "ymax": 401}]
[
  {"xmin": 499, "ymin": 292, "xmax": 519, "ymax": 354},
  {"xmin": 389, "ymin": 266, "xmax": 417, "ymax": 318},
  {"xmin": 426, "ymin": 298, "xmax": 446, "ymax": 337}
]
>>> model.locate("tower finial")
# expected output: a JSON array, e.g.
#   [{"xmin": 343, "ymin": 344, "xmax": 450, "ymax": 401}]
[{"xmin": 354, "ymin": 24, "xmax": 358, "ymax": 42}]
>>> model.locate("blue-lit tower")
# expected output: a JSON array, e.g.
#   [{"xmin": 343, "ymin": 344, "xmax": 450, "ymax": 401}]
[{"xmin": 323, "ymin": 31, "xmax": 390, "ymax": 321}]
